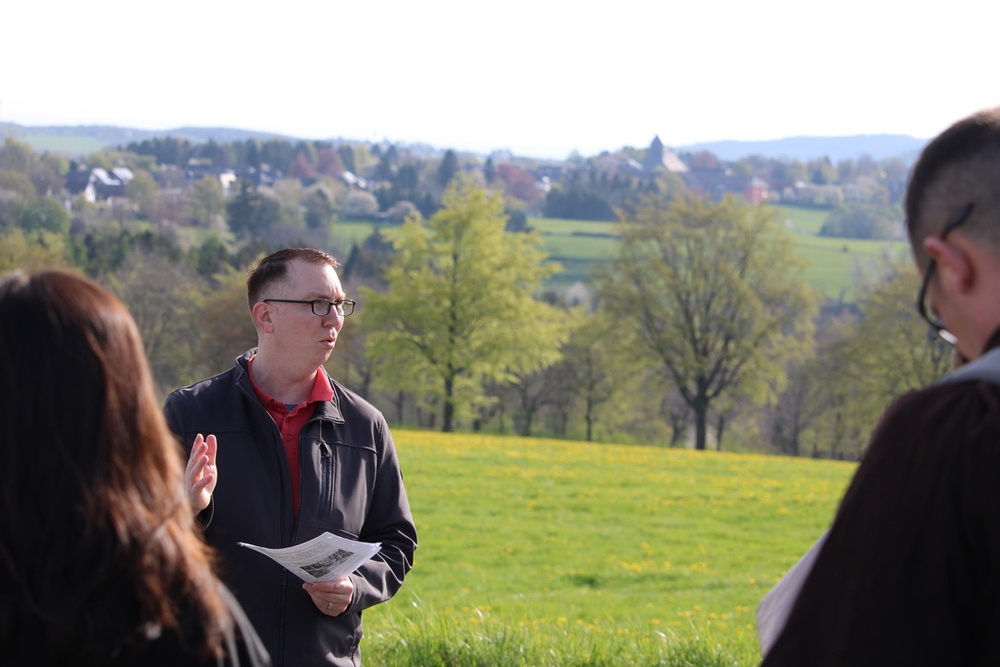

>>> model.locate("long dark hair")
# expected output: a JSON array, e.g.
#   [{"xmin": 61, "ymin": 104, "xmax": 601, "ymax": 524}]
[{"xmin": 0, "ymin": 270, "xmax": 232, "ymax": 662}]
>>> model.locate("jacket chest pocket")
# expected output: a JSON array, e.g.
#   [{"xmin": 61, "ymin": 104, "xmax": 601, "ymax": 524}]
[
  {"xmin": 298, "ymin": 438, "xmax": 337, "ymax": 525},
  {"xmin": 301, "ymin": 437, "xmax": 375, "ymax": 538}
]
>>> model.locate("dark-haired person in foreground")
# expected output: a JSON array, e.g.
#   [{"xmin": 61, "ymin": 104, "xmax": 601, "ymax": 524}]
[
  {"xmin": 165, "ymin": 248, "xmax": 417, "ymax": 667},
  {"xmin": 0, "ymin": 270, "xmax": 270, "ymax": 667},
  {"xmin": 762, "ymin": 107, "xmax": 1000, "ymax": 665}
]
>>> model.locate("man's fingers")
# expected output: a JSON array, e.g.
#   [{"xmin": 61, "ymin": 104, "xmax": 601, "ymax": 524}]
[{"xmin": 204, "ymin": 434, "xmax": 218, "ymax": 463}]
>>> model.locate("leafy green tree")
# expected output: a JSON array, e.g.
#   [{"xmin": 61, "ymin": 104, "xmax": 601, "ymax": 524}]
[
  {"xmin": 550, "ymin": 307, "xmax": 634, "ymax": 441},
  {"xmin": 342, "ymin": 191, "xmax": 379, "ymax": 219},
  {"xmin": 125, "ymin": 169, "xmax": 158, "ymax": 217},
  {"xmin": 808, "ymin": 156, "xmax": 837, "ymax": 185},
  {"xmin": 806, "ymin": 255, "xmax": 953, "ymax": 458},
  {"xmin": 189, "ymin": 265, "xmax": 259, "ymax": 380},
  {"xmin": 598, "ymin": 194, "xmax": 818, "ymax": 450},
  {"xmin": 0, "ymin": 138, "xmax": 36, "ymax": 174},
  {"xmin": 0, "ymin": 169, "xmax": 37, "ymax": 199},
  {"xmin": 260, "ymin": 139, "xmax": 295, "ymax": 173},
  {"xmin": 271, "ymin": 178, "xmax": 306, "ymax": 226},
  {"xmin": 363, "ymin": 175, "xmax": 567, "ymax": 432},
  {"xmin": 8, "ymin": 196, "xmax": 71, "ymax": 234},
  {"xmin": 36, "ymin": 153, "xmax": 68, "ymax": 195},
  {"xmin": 192, "ymin": 235, "xmax": 230, "ymax": 279},
  {"xmin": 763, "ymin": 347, "xmax": 826, "ymax": 457},
  {"xmin": 374, "ymin": 153, "xmax": 395, "ymax": 182},
  {"xmin": 226, "ymin": 179, "xmax": 279, "ymax": 236},
  {"xmin": 395, "ymin": 163, "xmax": 420, "ymax": 192},
  {"xmin": 0, "ymin": 139, "xmax": 65, "ymax": 197},
  {"xmin": 337, "ymin": 144, "xmax": 357, "ymax": 174},
  {"xmin": 820, "ymin": 202, "xmax": 902, "ymax": 240},
  {"xmin": 103, "ymin": 249, "xmax": 203, "ymax": 393},
  {"xmin": 437, "ymin": 149, "xmax": 458, "ymax": 188},
  {"xmin": 303, "ymin": 185, "xmax": 335, "ymax": 230},
  {"xmin": 189, "ymin": 175, "xmax": 226, "ymax": 227},
  {"xmin": 0, "ymin": 229, "xmax": 69, "ymax": 273},
  {"xmin": 544, "ymin": 179, "xmax": 618, "ymax": 221},
  {"xmin": 879, "ymin": 157, "xmax": 910, "ymax": 204},
  {"xmin": 126, "ymin": 136, "xmax": 191, "ymax": 166}
]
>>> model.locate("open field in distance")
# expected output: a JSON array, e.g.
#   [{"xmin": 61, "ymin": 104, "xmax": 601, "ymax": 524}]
[{"xmin": 332, "ymin": 204, "xmax": 907, "ymax": 302}]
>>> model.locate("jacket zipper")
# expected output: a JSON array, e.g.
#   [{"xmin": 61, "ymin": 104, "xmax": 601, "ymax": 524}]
[{"xmin": 319, "ymin": 441, "xmax": 332, "ymax": 516}]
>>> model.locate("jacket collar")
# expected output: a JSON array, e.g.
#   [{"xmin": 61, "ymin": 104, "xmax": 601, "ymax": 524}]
[{"xmin": 235, "ymin": 349, "xmax": 345, "ymax": 423}]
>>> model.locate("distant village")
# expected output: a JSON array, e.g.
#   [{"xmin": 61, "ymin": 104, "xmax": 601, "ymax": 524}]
[{"xmin": 57, "ymin": 133, "xmax": 906, "ymax": 228}]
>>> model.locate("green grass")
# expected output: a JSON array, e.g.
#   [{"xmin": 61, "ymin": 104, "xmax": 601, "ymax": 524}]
[
  {"xmin": 769, "ymin": 204, "xmax": 828, "ymax": 235},
  {"xmin": 364, "ymin": 430, "xmax": 856, "ymax": 665},
  {"xmin": 527, "ymin": 206, "xmax": 909, "ymax": 301},
  {"xmin": 792, "ymin": 234, "xmax": 908, "ymax": 301},
  {"xmin": 20, "ymin": 134, "xmax": 108, "ymax": 155},
  {"xmin": 771, "ymin": 204, "xmax": 909, "ymax": 300},
  {"xmin": 529, "ymin": 217, "xmax": 616, "ymax": 289},
  {"xmin": 330, "ymin": 219, "xmax": 401, "ymax": 248}
]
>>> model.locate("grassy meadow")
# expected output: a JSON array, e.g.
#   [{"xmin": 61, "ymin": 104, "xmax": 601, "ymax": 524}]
[
  {"xmin": 331, "ymin": 204, "xmax": 907, "ymax": 302},
  {"xmin": 770, "ymin": 204, "xmax": 909, "ymax": 301},
  {"xmin": 363, "ymin": 430, "xmax": 856, "ymax": 666}
]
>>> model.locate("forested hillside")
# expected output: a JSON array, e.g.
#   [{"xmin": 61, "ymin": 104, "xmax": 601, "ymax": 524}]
[{"xmin": 0, "ymin": 131, "xmax": 950, "ymax": 458}]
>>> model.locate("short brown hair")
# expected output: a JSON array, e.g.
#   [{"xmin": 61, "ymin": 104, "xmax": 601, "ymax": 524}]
[
  {"xmin": 246, "ymin": 247, "xmax": 340, "ymax": 308},
  {"xmin": 905, "ymin": 106, "xmax": 1000, "ymax": 268}
]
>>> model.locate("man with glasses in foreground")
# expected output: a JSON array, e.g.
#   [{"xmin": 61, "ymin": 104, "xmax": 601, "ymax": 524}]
[
  {"xmin": 165, "ymin": 248, "xmax": 417, "ymax": 667},
  {"xmin": 762, "ymin": 107, "xmax": 1000, "ymax": 665}
]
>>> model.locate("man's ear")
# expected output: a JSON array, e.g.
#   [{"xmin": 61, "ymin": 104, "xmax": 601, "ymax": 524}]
[
  {"xmin": 251, "ymin": 302, "xmax": 275, "ymax": 333},
  {"xmin": 924, "ymin": 236, "xmax": 975, "ymax": 293}
]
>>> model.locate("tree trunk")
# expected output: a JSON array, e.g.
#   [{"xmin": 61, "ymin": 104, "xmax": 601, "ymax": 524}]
[
  {"xmin": 694, "ymin": 404, "xmax": 708, "ymax": 450},
  {"xmin": 715, "ymin": 414, "xmax": 726, "ymax": 451},
  {"xmin": 585, "ymin": 397, "xmax": 595, "ymax": 442},
  {"xmin": 394, "ymin": 390, "xmax": 405, "ymax": 425},
  {"xmin": 442, "ymin": 374, "xmax": 455, "ymax": 432}
]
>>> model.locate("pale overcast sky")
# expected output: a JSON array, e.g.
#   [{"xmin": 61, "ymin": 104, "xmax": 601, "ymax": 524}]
[{"xmin": 2, "ymin": 0, "xmax": 996, "ymax": 159}]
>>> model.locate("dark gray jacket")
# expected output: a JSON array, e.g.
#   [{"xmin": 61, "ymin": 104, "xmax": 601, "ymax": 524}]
[{"xmin": 164, "ymin": 351, "xmax": 417, "ymax": 667}]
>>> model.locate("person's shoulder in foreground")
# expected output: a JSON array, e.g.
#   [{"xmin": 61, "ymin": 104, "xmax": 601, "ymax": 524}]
[
  {"xmin": 0, "ymin": 269, "xmax": 269, "ymax": 667},
  {"xmin": 762, "ymin": 106, "xmax": 1000, "ymax": 666},
  {"xmin": 763, "ymin": 373, "xmax": 1000, "ymax": 665}
]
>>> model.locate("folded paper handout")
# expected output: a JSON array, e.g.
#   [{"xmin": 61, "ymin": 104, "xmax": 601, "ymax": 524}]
[{"xmin": 238, "ymin": 532, "xmax": 381, "ymax": 583}]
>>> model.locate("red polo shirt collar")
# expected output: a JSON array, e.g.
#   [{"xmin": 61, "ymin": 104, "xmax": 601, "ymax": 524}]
[{"xmin": 247, "ymin": 355, "xmax": 335, "ymax": 520}]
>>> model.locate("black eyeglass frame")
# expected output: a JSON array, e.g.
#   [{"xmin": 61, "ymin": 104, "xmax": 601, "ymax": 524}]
[
  {"xmin": 915, "ymin": 202, "xmax": 974, "ymax": 345},
  {"xmin": 262, "ymin": 297, "xmax": 356, "ymax": 317}
]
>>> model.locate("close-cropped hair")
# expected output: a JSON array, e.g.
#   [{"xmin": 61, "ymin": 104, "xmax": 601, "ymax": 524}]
[
  {"xmin": 245, "ymin": 247, "xmax": 340, "ymax": 308},
  {"xmin": 905, "ymin": 106, "xmax": 1000, "ymax": 268},
  {"xmin": 0, "ymin": 270, "xmax": 232, "ymax": 662}
]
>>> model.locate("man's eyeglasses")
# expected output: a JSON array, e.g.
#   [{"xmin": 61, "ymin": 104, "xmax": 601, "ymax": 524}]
[
  {"xmin": 262, "ymin": 298, "xmax": 356, "ymax": 317},
  {"xmin": 915, "ymin": 203, "xmax": 974, "ymax": 346}
]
